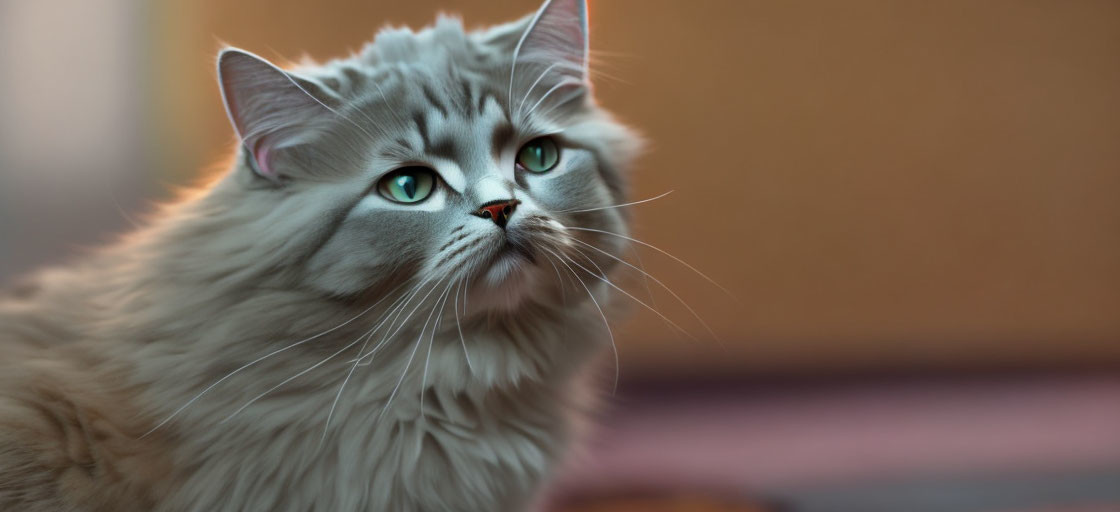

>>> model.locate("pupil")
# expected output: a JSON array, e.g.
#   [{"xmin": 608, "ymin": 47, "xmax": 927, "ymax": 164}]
[{"xmin": 396, "ymin": 175, "xmax": 416, "ymax": 198}]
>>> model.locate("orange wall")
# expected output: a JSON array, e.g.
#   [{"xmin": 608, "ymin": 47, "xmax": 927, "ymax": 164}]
[{"xmin": 150, "ymin": 0, "xmax": 1120, "ymax": 375}]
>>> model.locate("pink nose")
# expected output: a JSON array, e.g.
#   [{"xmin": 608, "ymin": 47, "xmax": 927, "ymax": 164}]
[{"xmin": 473, "ymin": 199, "xmax": 520, "ymax": 228}]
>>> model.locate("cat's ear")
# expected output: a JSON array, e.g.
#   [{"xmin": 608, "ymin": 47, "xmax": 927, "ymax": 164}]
[
  {"xmin": 513, "ymin": 0, "xmax": 589, "ymax": 89},
  {"xmin": 217, "ymin": 48, "xmax": 337, "ymax": 181}
]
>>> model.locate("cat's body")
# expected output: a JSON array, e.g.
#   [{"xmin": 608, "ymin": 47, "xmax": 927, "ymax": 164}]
[
  {"xmin": 0, "ymin": 1, "xmax": 639, "ymax": 510},
  {"xmin": 0, "ymin": 230, "xmax": 603, "ymax": 511}
]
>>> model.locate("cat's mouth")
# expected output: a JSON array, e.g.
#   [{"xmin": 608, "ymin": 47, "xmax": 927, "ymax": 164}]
[
  {"xmin": 481, "ymin": 239, "xmax": 536, "ymax": 281},
  {"xmin": 500, "ymin": 238, "xmax": 537, "ymax": 265},
  {"xmin": 466, "ymin": 237, "xmax": 546, "ymax": 311},
  {"xmin": 461, "ymin": 214, "xmax": 571, "ymax": 311}
]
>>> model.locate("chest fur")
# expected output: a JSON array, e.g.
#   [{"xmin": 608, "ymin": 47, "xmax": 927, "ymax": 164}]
[{"xmin": 163, "ymin": 361, "xmax": 581, "ymax": 512}]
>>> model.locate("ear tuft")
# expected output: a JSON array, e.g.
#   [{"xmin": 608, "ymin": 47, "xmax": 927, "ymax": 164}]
[{"xmin": 217, "ymin": 48, "xmax": 334, "ymax": 181}]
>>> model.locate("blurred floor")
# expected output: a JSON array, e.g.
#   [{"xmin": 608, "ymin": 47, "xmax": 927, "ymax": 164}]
[
  {"xmin": 550, "ymin": 371, "xmax": 1120, "ymax": 512},
  {"xmin": 772, "ymin": 469, "xmax": 1120, "ymax": 512}
]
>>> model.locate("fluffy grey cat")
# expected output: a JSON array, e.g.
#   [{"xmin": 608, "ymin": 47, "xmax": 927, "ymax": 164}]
[{"xmin": 0, "ymin": 0, "xmax": 640, "ymax": 510}]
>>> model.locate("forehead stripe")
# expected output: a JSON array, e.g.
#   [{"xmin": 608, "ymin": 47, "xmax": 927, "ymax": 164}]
[{"xmin": 421, "ymin": 83, "xmax": 449, "ymax": 118}]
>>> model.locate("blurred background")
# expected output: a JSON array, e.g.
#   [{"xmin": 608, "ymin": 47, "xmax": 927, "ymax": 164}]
[{"xmin": 1, "ymin": 1, "xmax": 1118, "ymax": 510}]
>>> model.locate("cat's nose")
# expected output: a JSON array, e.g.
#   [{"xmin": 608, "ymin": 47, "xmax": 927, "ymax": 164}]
[{"xmin": 472, "ymin": 199, "xmax": 520, "ymax": 229}]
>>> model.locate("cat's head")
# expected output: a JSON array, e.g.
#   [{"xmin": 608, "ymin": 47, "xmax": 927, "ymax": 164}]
[{"xmin": 213, "ymin": 0, "xmax": 639, "ymax": 314}]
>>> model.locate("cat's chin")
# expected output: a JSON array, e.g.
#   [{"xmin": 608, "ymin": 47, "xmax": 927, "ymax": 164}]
[{"xmin": 471, "ymin": 251, "xmax": 541, "ymax": 312}]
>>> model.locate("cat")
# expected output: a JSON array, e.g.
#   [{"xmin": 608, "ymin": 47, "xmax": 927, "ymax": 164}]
[{"xmin": 0, "ymin": 0, "xmax": 641, "ymax": 510}]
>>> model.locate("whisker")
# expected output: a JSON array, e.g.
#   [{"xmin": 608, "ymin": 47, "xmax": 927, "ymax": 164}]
[
  {"xmin": 516, "ymin": 62, "xmax": 560, "ymax": 119},
  {"xmin": 371, "ymin": 80, "xmax": 406, "ymax": 129},
  {"xmin": 630, "ymin": 244, "xmax": 665, "ymax": 328},
  {"xmin": 572, "ymin": 238, "xmax": 720, "ymax": 344},
  {"xmin": 284, "ymin": 77, "xmax": 384, "ymax": 151},
  {"xmin": 543, "ymin": 248, "xmax": 619, "ymax": 394},
  {"xmin": 567, "ymin": 226, "xmax": 735, "ymax": 298},
  {"xmin": 376, "ymin": 277, "xmax": 450, "ymax": 423},
  {"xmin": 521, "ymin": 76, "xmax": 583, "ymax": 122},
  {"xmin": 361, "ymin": 283, "xmax": 426, "ymax": 350},
  {"xmin": 109, "ymin": 189, "xmax": 142, "ymax": 229},
  {"xmin": 453, "ymin": 280, "xmax": 474, "ymax": 375},
  {"xmin": 318, "ymin": 330, "xmax": 375, "ymax": 447},
  {"xmin": 141, "ymin": 280, "xmax": 407, "ymax": 438},
  {"xmin": 349, "ymin": 281, "xmax": 441, "ymax": 374},
  {"xmin": 353, "ymin": 275, "xmax": 444, "ymax": 366},
  {"xmin": 556, "ymin": 190, "xmax": 674, "ymax": 215},
  {"xmin": 318, "ymin": 284, "xmax": 420, "ymax": 445},
  {"xmin": 420, "ymin": 280, "xmax": 456, "ymax": 418},
  {"xmin": 543, "ymin": 248, "xmax": 569, "ymax": 306},
  {"xmin": 563, "ymin": 248, "xmax": 697, "ymax": 342},
  {"xmin": 586, "ymin": 66, "xmax": 630, "ymax": 86},
  {"xmin": 461, "ymin": 278, "xmax": 472, "ymax": 318},
  {"xmin": 219, "ymin": 308, "xmax": 401, "ymax": 425}
]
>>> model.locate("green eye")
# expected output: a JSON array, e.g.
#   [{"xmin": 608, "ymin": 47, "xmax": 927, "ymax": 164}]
[
  {"xmin": 516, "ymin": 136, "xmax": 560, "ymax": 173},
  {"xmin": 378, "ymin": 167, "xmax": 436, "ymax": 203}
]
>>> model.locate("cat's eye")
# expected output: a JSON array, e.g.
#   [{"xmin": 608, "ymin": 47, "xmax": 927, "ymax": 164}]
[
  {"xmin": 516, "ymin": 136, "xmax": 560, "ymax": 173},
  {"xmin": 378, "ymin": 167, "xmax": 436, "ymax": 204}
]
